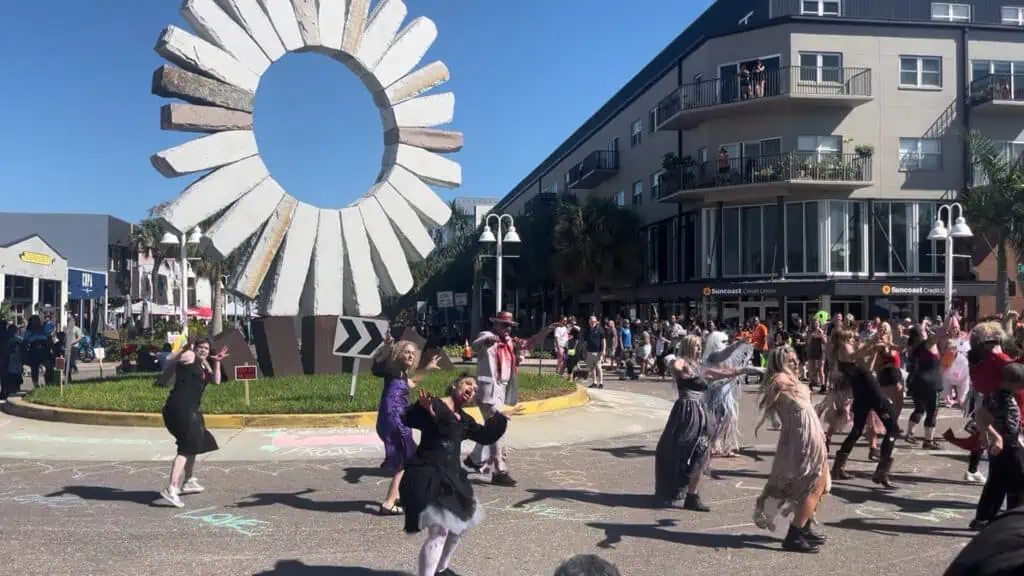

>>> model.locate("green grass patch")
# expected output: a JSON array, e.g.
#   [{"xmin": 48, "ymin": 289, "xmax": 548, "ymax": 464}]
[{"xmin": 26, "ymin": 370, "xmax": 575, "ymax": 414}]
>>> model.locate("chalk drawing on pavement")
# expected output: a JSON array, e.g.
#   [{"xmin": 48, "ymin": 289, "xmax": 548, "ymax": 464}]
[
  {"xmin": 259, "ymin": 430, "xmax": 381, "ymax": 454},
  {"xmin": 478, "ymin": 497, "xmax": 608, "ymax": 524},
  {"xmin": 6, "ymin": 432, "xmax": 156, "ymax": 446},
  {"xmin": 0, "ymin": 487, "xmax": 97, "ymax": 510},
  {"xmin": 175, "ymin": 506, "xmax": 271, "ymax": 537}
]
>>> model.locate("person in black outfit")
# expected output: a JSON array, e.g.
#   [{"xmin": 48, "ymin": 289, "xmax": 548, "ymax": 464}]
[
  {"xmin": 971, "ymin": 362, "xmax": 1024, "ymax": 530},
  {"xmin": 158, "ymin": 339, "xmax": 228, "ymax": 508},
  {"xmin": 945, "ymin": 506, "xmax": 1024, "ymax": 576},
  {"xmin": 400, "ymin": 375, "xmax": 509, "ymax": 576},
  {"xmin": 904, "ymin": 326, "xmax": 943, "ymax": 448},
  {"xmin": 830, "ymin": 329, "xmax": 899, "ymax": 488}
]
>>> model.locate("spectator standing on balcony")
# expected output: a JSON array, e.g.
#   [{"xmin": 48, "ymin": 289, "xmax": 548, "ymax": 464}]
[
  {"xmin": 753, "ymin": 59, "xmax": 767, "ymax": 97},
  {"xmin": 740, "ymin": 64, "xmax": 752, "ymax": 100},
  {"xmin": 718, "ymin": 148, "xmax": 730, "ymax": 184}
]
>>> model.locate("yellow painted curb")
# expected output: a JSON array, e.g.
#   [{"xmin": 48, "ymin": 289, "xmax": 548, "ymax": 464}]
[{"xmin": 1, "ymin": 387, "xmax": 590, "ymax": 429}]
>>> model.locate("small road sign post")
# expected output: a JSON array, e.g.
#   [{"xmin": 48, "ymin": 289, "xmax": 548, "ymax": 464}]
[
  {"xmin": 333, "ymin": 316, "xmax": 389, "ymax": 399},
  {"xmin": 235, "ymin": 364, "xmax": 258, "ymax": 407}
]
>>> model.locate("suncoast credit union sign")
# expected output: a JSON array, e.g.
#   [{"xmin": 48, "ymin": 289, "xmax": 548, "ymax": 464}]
[
  {"xmin": 881, "ymin": 284, "xmax": 948, "ymax": 296},
  {"xmin": 703, "ymin": 286, "xmax": 778, "ymax": 297}
]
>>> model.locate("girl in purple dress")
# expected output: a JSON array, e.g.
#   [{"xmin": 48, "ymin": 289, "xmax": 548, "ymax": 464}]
[{"xmin": 374, "ymin": 340, "xmax": 440, "ymax": 515}]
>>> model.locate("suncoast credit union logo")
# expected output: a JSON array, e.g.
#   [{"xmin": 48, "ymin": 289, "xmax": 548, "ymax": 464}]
[{"xmin": 881, "ymin": 284, "xmax": 946, "ymax": 296}]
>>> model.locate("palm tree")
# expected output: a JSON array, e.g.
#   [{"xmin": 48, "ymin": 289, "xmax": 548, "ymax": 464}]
[
  {"xmin": 552, "ymin": 196, "xmax": 643, "ymax": 310},
  {"xmin": 963, "ymin": 130, "xmax": 1024, "ymax": 313}
]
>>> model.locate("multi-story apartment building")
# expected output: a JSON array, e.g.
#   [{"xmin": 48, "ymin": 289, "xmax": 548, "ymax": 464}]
[{"xmin": 495, "ymin": 0, "xmax": 1024, "ymax": 324}]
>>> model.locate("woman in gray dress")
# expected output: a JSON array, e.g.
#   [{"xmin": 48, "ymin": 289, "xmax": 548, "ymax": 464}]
[{"xmin": 655, "ymin": 335, "xmax": 762, "ymax": 510}]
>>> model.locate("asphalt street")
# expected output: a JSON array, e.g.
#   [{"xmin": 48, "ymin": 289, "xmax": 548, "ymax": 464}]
[{"xmin": 0, "ymin": 375, "xmax": 983, "ymax": 576}]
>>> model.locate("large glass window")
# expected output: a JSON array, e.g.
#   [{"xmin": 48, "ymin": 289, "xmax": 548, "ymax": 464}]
[
  {"xmin": 918, "ymin": 203, "xmax": 945, "ymax": 275},
  {"xmin": 797, "ymin": 135, "xmax": 842, "ymax": 161},
  {"xmin": 1003, "ymin": 6, "xmax": 1024, "ymax": 25},
  {"xmin": 785, "ymin": 201, "xmax": 820, "ymax": 274},
  {"xmin": 871, "ymin": 202, "xmax": 912, "ymax": 274},
  {"xmin": 741, "ymin": 207, "xmax": 762, "ymax": 275},
  {"xmin": 723, "ymin": 208, "xmax": 740, "ymax": 276},
  {"xmin": 763, "ymin": 204, "xmax": 780, "ymax": 274},
  {"xmin": 682, "ymin": 212, "xmax": 698, "ymax": 281},
  {"xmin": 829, "ymin": 200, "xmax": 864, "ymax": 273}
]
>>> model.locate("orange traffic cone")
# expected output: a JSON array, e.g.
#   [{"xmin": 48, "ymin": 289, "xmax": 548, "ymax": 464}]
[{"xmin": 463, "ymin": 339, "xmax": 473, "ymax": 362}]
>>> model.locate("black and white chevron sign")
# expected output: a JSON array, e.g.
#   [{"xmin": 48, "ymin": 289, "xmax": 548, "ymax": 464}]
[{"xmin": 333, "ymin": 316, "xmax": 388, "ymax": 359}]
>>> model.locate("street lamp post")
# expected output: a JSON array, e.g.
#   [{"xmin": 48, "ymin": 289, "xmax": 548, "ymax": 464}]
[
  {"xmin": 478, "ymin": 213, "xmax": 521, "ymax": 314},
  {"xmin": 161, "ymin": 227, "xmax": 203, "ymax": 336},
  {"xmin": 926, "ymin": 203, "xmax": 973, "ymax": 317}
]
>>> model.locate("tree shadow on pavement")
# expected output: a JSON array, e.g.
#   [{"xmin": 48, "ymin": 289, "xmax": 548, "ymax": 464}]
[
  {"xmin": 253, "ymin": 559, "xmax": 412, "ymax": 575},
  {"xmin": 46, "ymin": 485, "xmax": 163, "ymax": 507},
  {"xmin": 828, "ymin": 484, "xmax": 975, "ymax": 512},
  {"xmin": 589, "ymin": 445, "xmax": 656, "ymax": 459},
  {"xmin": 514, "ymin": 487, "xmax": 662, "ymax": 510},
  {"xmin": 826, "ymin": 517, "xmax": 975, "ymax": 538},
  {"xmin": 234, "ymin": 488, "xmax": 378, "ymax": 516},
  {"xmin": 707, "ymin": 468, "xmax": 769, "ymax": 482},
  {"xmin": 342, "ymin": 467, "xmax": 392, "ymax": 485},
  {"xmin": 587, "ymin": 518, "xmax": 779, "ymax": 551}
]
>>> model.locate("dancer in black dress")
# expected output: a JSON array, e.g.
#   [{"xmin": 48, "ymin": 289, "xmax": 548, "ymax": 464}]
[
  {"xmin": 400, "ymin": 375, "xmax": 509, "ymax": 576},
  {"xmin": 655, "ymin": 335, "xmax": 762, "ymax": 511},
  {"xmin": 159, "ymin": 339, "xmax": 228, "ymax": 508}
]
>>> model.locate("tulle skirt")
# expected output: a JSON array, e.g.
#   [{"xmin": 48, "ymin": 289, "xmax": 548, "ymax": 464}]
[{"xmin": 418, "ymin": 502, "xmax": 485, "ymax": 535}]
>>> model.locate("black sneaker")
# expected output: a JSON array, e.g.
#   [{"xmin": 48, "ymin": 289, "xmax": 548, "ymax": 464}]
[
  {"xmin": 969, "ymin": 519, "xmax": 989, "ymax": 531},
  {"xmin": 462, "ymin": 456, "xmax": 481, "ymax": 473},
  {"xmin": 683, "ymin": 492, "xmax": 710, "ymax": 512},
  {"xmin": 436, "ymin": 569, "xmax": 462, "ymax": 576},
  {"xmin": 492, "ymin": 472, "xmax": 517, "ymax": 487},
  {"xmin": 783, "ymin": 524, "xmax": 819, "ymax": 553}
]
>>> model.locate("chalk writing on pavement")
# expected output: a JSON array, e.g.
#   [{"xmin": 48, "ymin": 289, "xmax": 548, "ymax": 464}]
[
  {"xmin": 0, "ymin": 487, "xmax": 94, "ymax": 510},
  {"xmin": 175, "ymin": 506, "xmax": 270, "ymax": 536},
  {"xmin": 479, "ymin": 498, "xmax": 608, "ymax": 523},
  {"xmin": 259, "ymin": 430, "xmax": 381, "ymax": 454},
  {"xmin": 6, "ymin": 432, "xmax": 155, "ymax": 446}
]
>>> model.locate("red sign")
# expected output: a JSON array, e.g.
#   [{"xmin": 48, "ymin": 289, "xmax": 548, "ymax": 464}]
[
  {"xmin": 55, "ymin": 358, "xmax": 66, "ymax": 371},
  {"xmin": 234, "ymin": 365, "xmax": 257, "ymax": 380}
]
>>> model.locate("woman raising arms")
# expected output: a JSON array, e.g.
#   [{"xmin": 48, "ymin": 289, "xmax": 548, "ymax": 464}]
[{"xmin": 654, "ymin": 335, "xmax": 763, "ymax": 511}]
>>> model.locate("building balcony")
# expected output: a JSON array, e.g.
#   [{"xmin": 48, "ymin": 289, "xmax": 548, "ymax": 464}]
[
  {"xmin": 656, "ymin": 66, "xmax": 873, "ymax": 131},
  {"xmin": 658, "ymin": 152, "xmax": 873, "ymax": 202},
  {"xmin": 969, "ymin": 74, "xmax": 1024, "ymax": 112},
  {"xmin": 567, "ymin": 150, "xmax": 619, "ymax": 190}
]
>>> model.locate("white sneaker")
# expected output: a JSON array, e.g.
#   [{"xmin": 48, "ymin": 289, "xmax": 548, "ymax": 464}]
[
  {"xmin": 181, "ymin": 477, "xmax": 205, "ymax": 494},
  {"xmin": 965, "ymin": 471, "xmax": 987, "ymax": 484},
  {"xmin": 160, "ymin": 486, "xmax": 184, "ymax": 508}
]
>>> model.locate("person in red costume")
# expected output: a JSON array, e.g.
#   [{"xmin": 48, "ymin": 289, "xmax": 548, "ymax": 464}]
[{"xmin": 944, "ymin": 321, "xmax": 1015, "ymax": 484}]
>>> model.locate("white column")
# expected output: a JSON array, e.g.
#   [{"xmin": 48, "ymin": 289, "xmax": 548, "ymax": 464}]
[
  {"xmin": 31, "ymin": 277, "xmax": 39, "ymax": 317},
  {"xmin": 59, "ymin": 276, "xmax": 68, "ymax": 332},
  {"xmin": 0, "ymin": 272, "xmax": 6, "ymax": 303}
]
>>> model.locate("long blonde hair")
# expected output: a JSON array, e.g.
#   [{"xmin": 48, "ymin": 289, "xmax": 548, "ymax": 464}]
[
  {"xmin": 679, "ymin": 335, "xmax": 702, "ymax": 362},
  {"xmin": 756, "ymin": 346, "xmax": 798, "ymax": 435},
  {"xmin": 387, "ymin": 340, "xmax": 422, "ymax": 376}
]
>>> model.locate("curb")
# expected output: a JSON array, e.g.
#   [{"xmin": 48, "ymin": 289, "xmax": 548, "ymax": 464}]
[{"xmin": 1, "ymin": 387, "xmax": 590, "ymax": 429}]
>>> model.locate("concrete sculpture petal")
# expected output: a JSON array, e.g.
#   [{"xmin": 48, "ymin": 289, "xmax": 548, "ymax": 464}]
[
  {"xmin": 152, "ymin": 1, "xmax": 459, "ymax": 317},
  {"xmin": 214, "ymin": 0, "xmax": 287, "ymax": 61}
]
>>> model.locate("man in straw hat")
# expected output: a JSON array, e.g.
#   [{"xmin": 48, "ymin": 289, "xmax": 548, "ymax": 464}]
[{"xmin": 465, "ymin": 311, "xmax": 555, "ymax": 487}]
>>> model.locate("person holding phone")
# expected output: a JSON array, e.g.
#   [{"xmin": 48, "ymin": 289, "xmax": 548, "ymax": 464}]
[{"xmin": 158, "ymin": 338, "xmax": 228, "ymax": 508}]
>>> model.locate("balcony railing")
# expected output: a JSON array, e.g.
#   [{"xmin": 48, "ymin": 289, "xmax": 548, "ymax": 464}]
[
  {"xmin": 659, "ymin": 152, "xmax": 872, "ymax": 199},
  {"xmin": 567, "ymin": 150, "xmax": 619, "ymax": 190},
  {"xmin": 969, "ymin": 73, "xmax": 1024, "ymax": 106},
  {"xmin": 656, "ymin": 66, "xmax": 872, "ymax": 124}
]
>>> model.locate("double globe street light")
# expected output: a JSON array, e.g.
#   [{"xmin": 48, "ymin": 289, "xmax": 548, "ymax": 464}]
[
  {"xmin": 161, "ymin": 227, "xmax": 203, "ymax": 336},
  {"xmin": 479, "ymin": 214, "xmax": 521, "ymax": 314},
  {"xmin": 926, "ymin": 202, "xmax": 973, "ymax": 317}
]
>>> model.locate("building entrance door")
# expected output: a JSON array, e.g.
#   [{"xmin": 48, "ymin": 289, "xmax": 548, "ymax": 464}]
[{"xmin": 740, "ymin": 299, "xmax": 780, "ymax": 325}]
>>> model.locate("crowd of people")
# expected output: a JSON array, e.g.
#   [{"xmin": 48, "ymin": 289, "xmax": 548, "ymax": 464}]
[
  {"xmin": 0, "ymin": 313, "xmax": 84, "ymax": 399},
  {"xmin": 145, "ymin": 303, "xmax": 1023, "ymax": 573}
]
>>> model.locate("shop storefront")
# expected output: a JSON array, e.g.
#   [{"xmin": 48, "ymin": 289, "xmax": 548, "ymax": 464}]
[
  {"xmin": 0, "ymin": 235, "xmax": 68, "ymax": 328},
  {"xmin": 696, "ymin": 281, "xmax": 827, "ymax": 328},
  {"xmin": 833, "ymin": 281, "xmax": 998, "ymax": 321}
]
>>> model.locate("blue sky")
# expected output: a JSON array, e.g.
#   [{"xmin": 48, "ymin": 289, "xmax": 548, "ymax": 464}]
[{"xmin": 0, "ymin": 0, "xmax": 711, "ymax": 222}]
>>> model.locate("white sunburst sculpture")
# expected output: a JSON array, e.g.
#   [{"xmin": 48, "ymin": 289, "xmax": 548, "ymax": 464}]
[{"xmin": 151, "ymin": 0, "xmax": 460, "ymax": 318}]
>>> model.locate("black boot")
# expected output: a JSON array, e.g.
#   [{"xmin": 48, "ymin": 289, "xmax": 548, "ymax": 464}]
[
  {"xmin": 868, "ymin": 447, "xmax": 880, "ymax": 461},
  {"xmin": 802, "ymin": 520, "xmax": 827, "ymax": 544},
  {"xmin": 782, "ymin": 523, "xmax": 819, "ymax": 553},
  {"xmin": 831, "ymin": 452, "xmax": 853, "ymax": 480},
  {"xmin": 872, "ymin": 457, "xmax": 895, "ymax": 489},
  {"xmin": 437, "ymin": 569, "xmax": 462, "ymax": 576},
  {"xmin": 683, "ymin": 492, "xmax": 710, "ymax": 512}
]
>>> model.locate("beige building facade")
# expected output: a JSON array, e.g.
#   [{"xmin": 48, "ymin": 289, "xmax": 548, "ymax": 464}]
[{"xmin": 496, "ymin": 1, "xmax": 1024, "ymax": 324}]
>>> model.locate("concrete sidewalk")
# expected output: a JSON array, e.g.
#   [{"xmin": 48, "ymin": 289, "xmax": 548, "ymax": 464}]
[{"xmin": 0, "ymin": 388, "xmax": 672, "ymax": 462}]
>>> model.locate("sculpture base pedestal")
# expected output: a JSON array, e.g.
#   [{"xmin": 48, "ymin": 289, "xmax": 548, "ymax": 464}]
[
  {"xmin": 301, "ymin": 316, "xmax": 345, "ymax": 375},
  {"xmin": 252, "ymin": 317, "xmax": 303, "ymax": 378}
]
